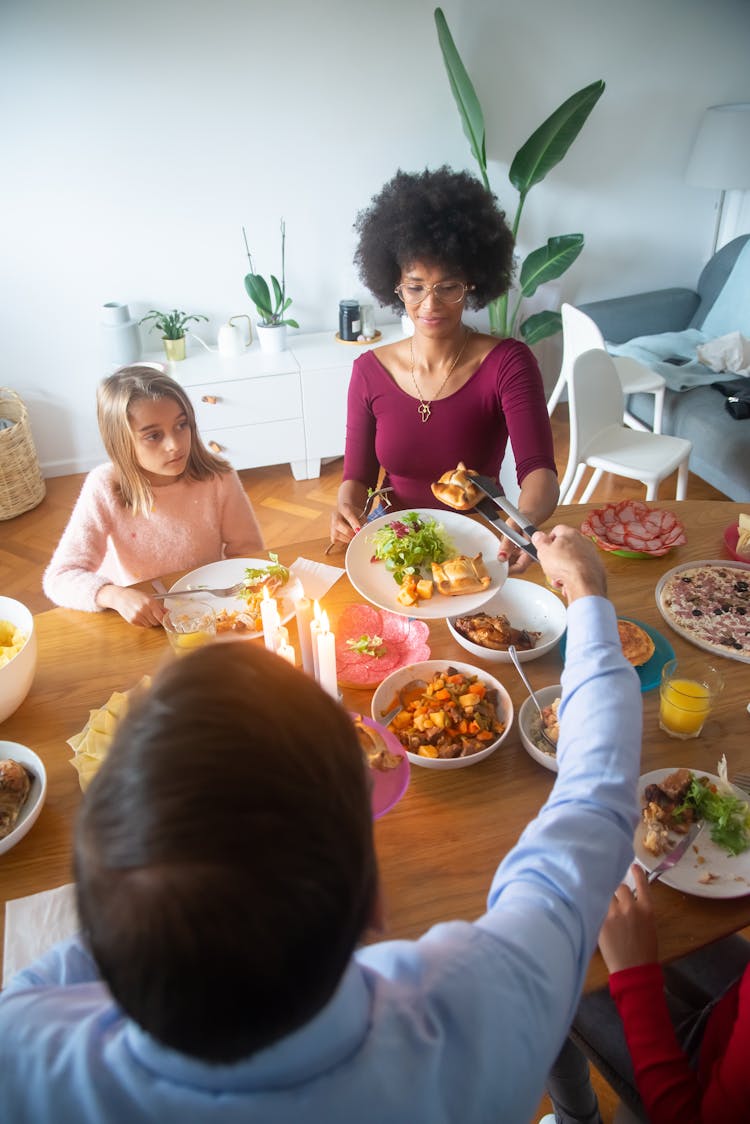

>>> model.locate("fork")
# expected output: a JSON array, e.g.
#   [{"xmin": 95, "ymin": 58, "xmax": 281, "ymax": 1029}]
[
  {"xmin": 151, "ymin": 582, "xmax": 248, "ymax": 600},
  {"xmin": 732, "ymin": 773, "xmax": 750, "ymax": 795},
  {"xmin": 324, "ymin": 487, "xmax": 395, "ymax": 555}
]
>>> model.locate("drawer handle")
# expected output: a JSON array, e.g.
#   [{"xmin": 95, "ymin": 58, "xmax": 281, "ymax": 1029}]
[
  {"xmin": 201, "ymin": 394, "xmax": 220, "ymax": 404},
  {"xmin": 208, "ymin": 441, "xmax": 224, "ymax": 453}
]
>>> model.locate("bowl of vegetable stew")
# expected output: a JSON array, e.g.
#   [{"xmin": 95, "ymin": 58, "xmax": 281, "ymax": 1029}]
[{"xmin": 370, "ymin": 659, "xmax": 513, "ymax": 770}]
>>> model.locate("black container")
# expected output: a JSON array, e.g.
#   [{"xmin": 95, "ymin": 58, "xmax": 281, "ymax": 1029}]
[{"xmin": 339, "ymin": 300, "xmax": 361, "ymax": 341}]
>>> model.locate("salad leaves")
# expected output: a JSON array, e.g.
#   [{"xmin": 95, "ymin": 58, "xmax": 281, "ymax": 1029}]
[
  {"xmin": 677, "ymin": 774, "xmax": 750, "ymax": 857},
  {"xmin": 371, "ymin": 512, "xmax": 454, "ymax": 585},
  {"xmin": 346, "ymin": 634, "xmax": 385, "ymax": 658},
  {"xmin": 242, "ymin": 553, "xmax": 289, "ymax": 595}
]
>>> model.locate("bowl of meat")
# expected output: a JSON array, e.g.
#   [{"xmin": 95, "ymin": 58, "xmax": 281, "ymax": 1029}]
[
  {"xmin": 518, "ymin": 685, "xmax": 561, "ymax": 773},
  {"xmin": 446, "ymin": 579, "xmax": 567, "ymax": 664},
  {"xmin": 370, "ymin": 659, "xmax": 513, "ymax": 769},
  {"xmin": 0, "ymin": 741, "xmax": 47, "ymax": 855}
]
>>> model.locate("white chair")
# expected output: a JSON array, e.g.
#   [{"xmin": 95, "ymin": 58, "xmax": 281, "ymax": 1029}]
[
  {"xmin": 559, "ymin": 349, "xmax": 691, "ymax": 503},
  {"xmin": 547, "ymin": 303, "xmax": 666, "ymax": 434}
]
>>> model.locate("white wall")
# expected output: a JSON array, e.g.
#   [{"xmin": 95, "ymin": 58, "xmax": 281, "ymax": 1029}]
[{"xmin": 2, "ymin": 0, "xmax": 749, "ymax": 475}]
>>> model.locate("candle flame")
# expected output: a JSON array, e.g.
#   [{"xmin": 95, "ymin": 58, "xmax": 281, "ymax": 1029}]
[
  {"xmin": 313, "ymin": 599, "xmax": 322, "ymax": 621},
  {"xmin": 320, "ymin": 610, "xmax": 330, "ymax": 634}
]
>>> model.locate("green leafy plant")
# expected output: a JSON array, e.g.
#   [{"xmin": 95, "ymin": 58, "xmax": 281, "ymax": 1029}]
[
  {"xmin": 138, "ymin": 308, "xmax": 208, "ymax": 340},
  {"xmin": 243, "ymin": 219, "xmax": 299, "ymax": 329},
  {"xmin": 434, "ymin": 7, "xmax": 604, "ymax": 343}
]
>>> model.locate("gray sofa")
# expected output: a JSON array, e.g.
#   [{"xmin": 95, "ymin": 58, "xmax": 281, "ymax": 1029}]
[{"xmin": 579, "ymin": 234, "xmax": 750, "ymax": 502}]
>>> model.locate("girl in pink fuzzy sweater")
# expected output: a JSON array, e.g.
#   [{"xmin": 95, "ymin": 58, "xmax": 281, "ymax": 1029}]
[{"xmin": 43, "ymin": 366, "xmax": 264, "ymax": 627}]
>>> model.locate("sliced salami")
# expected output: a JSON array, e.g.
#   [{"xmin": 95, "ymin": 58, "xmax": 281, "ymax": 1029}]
[
  {"xmin": 336, "ymin": 603, "xmax": 431, "ymax": 687},
  {"xmin": 581, "ymin": 501, "xmax": 687, "ymax": 557}
]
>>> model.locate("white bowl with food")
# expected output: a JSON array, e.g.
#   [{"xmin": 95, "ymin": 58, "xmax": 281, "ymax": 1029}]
[
  {"xmin": 370, "ymin": 658, "xmax": 513, "ymax": 770},
  {"xmin": 447, "ymin": 579, "xmax": 567, "ymax": 663},
  {"xmin": 518, "ymin": 685, "xmax": 561, "ymax": 773},
  {"xmin": 0, "ymin": 741, "xmax": 47, "ymax": 855},
  {"xmin": 0, "ymin": 596, "xmax": 38, "ymax": 723}
]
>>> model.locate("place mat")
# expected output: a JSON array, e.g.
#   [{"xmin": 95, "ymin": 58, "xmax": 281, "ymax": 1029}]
[
  {"xmin": 4, "ymin": 882, "xmax": 77, "ymax": 987},
  {"xmin": 289, "ymin": 556, "xmax": 345, "ymax": 602}
]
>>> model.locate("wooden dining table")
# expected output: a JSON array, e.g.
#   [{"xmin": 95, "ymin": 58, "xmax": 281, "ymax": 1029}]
[{"xmin": 2, "ymin": 499, "xmax": 749, "ymax": 990}]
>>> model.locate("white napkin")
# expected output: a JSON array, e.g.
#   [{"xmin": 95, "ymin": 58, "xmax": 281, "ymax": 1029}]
[
  {"xmin": 696, "ymin": 331, "xmax": 750, "ymax": 375},
  {"xmin": 289, "ymin": 557, "xmax": 345, "ymax": 602},
  {"xmin": 4, "ymin": 882, "xmax": 78, "ymax": 987}
]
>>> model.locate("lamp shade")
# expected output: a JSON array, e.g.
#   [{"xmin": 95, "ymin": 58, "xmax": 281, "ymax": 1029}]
[{"xmin": 686, "ymin": 103, "xmax": 750, "ymax": 189}]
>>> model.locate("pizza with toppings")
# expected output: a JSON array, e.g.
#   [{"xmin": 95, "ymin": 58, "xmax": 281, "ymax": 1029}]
[{"xmin": 657, "ymin": 561, "xmax": 750, "ymax": 660}]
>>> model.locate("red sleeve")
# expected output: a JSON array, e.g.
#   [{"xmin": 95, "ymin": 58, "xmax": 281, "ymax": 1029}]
[
  {"xmin": 698, "ymin": 966, "xmax": 750, "ymax": 1123},
  {"xmin": 609, "ymin": 963, "xmax": 703, "ymax": 1124},
  {"xmin": 496, "ymin": 341, "xmax": 556, "ymax": 486},
  {"xmin": 342, "ymin": 354, "xmax": 381, "ymax": 491}
]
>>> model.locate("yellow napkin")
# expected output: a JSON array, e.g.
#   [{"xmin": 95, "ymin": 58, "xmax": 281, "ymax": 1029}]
[{"xmin": 67, "ymin": 678, "xmax": 151, "ymax": 790}]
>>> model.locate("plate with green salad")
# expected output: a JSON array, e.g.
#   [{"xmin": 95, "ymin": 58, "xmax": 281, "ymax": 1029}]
[
  {"xmin": 345, "ymin": 508, "xmax": 508, "ymax": 619},
  {"xmin": 635, "ymin": 765, "xmax": 750, "ymax": 899}
]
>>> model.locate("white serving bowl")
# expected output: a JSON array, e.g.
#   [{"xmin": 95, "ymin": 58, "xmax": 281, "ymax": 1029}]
[
  {"xmin": 518, "ymin": 684, "xmax": 562, "ymax": 774},
  {"xmin": 0, "ymin": 741, "xmax": 47, "ymax": 855},
  {"xmin": 447, "ymin": 578, "xmax": 567, "ymax": 664},
  {"xmin": 0, "ymin": 596, "xmax": 37, "ymax": 724},
  {"xmin": 370, "ymin": 658, "xmax": 513, "ymax": 770}
]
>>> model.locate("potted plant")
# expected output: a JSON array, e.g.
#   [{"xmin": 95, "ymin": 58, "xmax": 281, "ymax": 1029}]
[
  {"xmin": 139, "ymin": 308, "xmax": 208, "ymax": 362},
  {"xmin": 243, "ymin": 219, "xmax": 299, "ymax": 353},
  {"xmin": 434, "ymin": 7, "xmax": 604, "ymax": 343}
]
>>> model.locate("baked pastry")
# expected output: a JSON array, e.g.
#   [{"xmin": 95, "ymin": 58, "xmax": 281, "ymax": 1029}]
[
  {"xmin": 431, "ymin": 462, "xmax": 483, "ymax": 511},
  {"xmin": 431, "ymin": 553, "xmax": 491, "ymax": 596},
  {"xmin": 0, "ymin": 758, "xmax": 32, "ymax": 840},
  {"xmin": 354, "ymin": 716, "xmax": 402, "ymax": 772},
  {"xmin": 617, "ymin": 619, "xmax": 655, "ymax": 667},
  {"xmin": 737, "ymin": 513, "xmax": 750, "ymax": 559}
]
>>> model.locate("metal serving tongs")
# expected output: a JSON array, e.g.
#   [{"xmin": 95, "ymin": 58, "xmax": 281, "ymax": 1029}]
[
  {"xmin": 468, "ymin": 473, "xmax": 539, "ymax": 564},
  {"xmin": 324, "ymin": 486, "xmax": 395, "ymax": 555}
]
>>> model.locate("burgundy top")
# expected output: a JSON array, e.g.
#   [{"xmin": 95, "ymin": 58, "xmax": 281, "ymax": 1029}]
[
  {"xmin": 609, "ymin": 962, "xmax": 750, "ymax": 1123},
  {"xmin": 342, "ymin": 339, "xmax": 556, "ymax": 510}
]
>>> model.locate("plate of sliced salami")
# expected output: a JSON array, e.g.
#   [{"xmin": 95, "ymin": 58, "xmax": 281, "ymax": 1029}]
[
  {"xmin": 581, "ymin": 500, "xmax": 687, "ymax": 558},
  {"xmin": 335, "ymin": 604, "xmax": 431, "ymax": 688}
]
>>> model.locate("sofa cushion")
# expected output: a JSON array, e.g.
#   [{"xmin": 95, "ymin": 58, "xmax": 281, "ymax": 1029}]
[{"xmin": 698, "ymin": 239, "xmax": 750, "ymax": 338}]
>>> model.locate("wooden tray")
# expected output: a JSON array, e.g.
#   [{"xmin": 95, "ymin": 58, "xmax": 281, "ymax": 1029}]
[{"xmin": 334, "ymin": 330, "xmax": 382, "ymax": 345}]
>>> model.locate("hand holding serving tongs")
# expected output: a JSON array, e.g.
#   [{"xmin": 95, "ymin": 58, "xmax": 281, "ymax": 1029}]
[{"xmin": 465, "ymin": 473, "xmax": 539, "ymax": 565}]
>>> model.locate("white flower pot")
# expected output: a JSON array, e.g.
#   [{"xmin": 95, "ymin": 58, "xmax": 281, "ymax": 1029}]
[{"xmin": 256, "ymin": 323, "xmax": 287, "ymax": 354}]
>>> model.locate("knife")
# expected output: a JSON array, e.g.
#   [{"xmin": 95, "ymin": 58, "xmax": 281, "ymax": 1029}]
[{"xmin": 647, "ymin": 821, "xmax": 703, "ymax": 885}]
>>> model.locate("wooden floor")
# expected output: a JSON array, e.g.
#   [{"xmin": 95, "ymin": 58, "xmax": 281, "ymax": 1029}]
[{"xmin": 0, "ymin": 407, "xmax": 729, "ymax": 1123}]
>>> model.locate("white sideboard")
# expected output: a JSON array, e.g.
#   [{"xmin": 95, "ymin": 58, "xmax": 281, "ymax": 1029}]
[{"xmin": 147, "ymin": 325, "xmax": 402, "ymax": 480}]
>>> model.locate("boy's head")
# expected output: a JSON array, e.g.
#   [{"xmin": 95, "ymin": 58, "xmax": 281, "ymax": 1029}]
[{"xmin": 75, "ymin": 641, "xmax": 376, "ymax": 1063}]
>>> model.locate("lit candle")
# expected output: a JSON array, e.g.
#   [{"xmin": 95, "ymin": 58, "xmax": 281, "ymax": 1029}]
[
  {"xmin": 275, "ymin": 626, "xmax": 297, "ymax": 667},
  {"xmin": 310, "ymin": 599, "xmax": 323, "ymax": 680},
  {"xmin": 295, "ymin": 596, "xmax": 316, "ymax": 676},
  {"xmin": 260, "ymin": 586, "xmax": 281, "ymax": 652},
  {"xmin": 316, "ymin": 610, "xmax": 338, "ymax": 699}
]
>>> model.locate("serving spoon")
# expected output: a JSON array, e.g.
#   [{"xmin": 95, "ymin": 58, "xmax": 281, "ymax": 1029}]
[
  {"xmin": 507, "ymin": 645, "xmax": 558, "ymax": 752},
  {"xmin": 377, "ymin": 679, "xmax": 428, "ymax": 727}
]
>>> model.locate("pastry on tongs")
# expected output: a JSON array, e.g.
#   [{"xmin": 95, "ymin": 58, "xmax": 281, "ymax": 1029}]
[{"xmin": 431, "ymin": 463, "xmax": 482, "ymax": 511}]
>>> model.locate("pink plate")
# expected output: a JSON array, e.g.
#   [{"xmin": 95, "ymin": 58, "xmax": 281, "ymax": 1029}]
[
  {"xmin": 335, "ymin": 603, "xmax": 431, "ymax": 689},
  {"xmin": 581, "ymin": 500, "xmax": 687, "ymax": 558},
  {"xmin": 355, "ymin": 714, "xmax": 410, "ymax": 820},
  {"xmin": 724, "ymin": 523, "xmax": 748, "ymax": 563}
]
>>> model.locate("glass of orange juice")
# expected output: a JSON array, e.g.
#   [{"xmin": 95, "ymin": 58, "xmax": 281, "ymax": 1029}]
[
  {"xmin": 162, "ymin": 599, "xmax": 216, "ymax": 655},
  {"xmin": 659, "ymin": 659, "xmax": 723, "ymax": 739}
]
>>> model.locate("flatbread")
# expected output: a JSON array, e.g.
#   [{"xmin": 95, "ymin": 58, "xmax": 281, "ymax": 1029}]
[
  {"xmin": 617, "ymin": 619, "xmax": 655, "ymax": 667},
  {"xmin": 659, "ymin": 564, "xmax": 750, "ymax": 657},
  {"xmin": 431, "ymin": 463, "xmax": 482, "ymax": 511}
]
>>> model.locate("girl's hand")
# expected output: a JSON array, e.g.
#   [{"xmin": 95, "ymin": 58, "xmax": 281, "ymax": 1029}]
[
  {"xmin": 598, "ymin": 863, "xmax": 658, "ymax": 973},
  {"xmin": 97, "ymin": 584, "xmax": 166, "ymax": 627},
  {"xmin": 330, "ymin": 504, "xmax": 361, "ymax": 548}
]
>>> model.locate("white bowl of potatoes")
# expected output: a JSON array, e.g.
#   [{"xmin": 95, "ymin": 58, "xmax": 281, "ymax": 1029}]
[{"xmin": 0, "ymin": 597, "xmax": 37, "ymax": 724}]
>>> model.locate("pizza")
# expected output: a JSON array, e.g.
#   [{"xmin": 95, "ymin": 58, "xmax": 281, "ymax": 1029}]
[{"xmin": 658, "ymin": 564, "xmax": 750, "ymax": 657}]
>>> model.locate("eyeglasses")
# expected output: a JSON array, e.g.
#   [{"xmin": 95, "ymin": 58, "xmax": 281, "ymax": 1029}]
[{"xmin": 394, "ymin": 281, "xmax": 474, "ymax": 305}]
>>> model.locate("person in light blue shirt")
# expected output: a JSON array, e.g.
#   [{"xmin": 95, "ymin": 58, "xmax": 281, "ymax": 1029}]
[{"xmin": 0, "ymin": 526, "xmax": 641, "ymax": 1124}]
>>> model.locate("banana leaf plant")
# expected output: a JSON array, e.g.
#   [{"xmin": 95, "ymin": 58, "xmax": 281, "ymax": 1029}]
[
  {"xmin": 243, "ymin": 218, "xmax": 299, "ymax": 329},
  {"xmin": 434, "ymin": 7, "xmax": 604, "ymax": 342}
]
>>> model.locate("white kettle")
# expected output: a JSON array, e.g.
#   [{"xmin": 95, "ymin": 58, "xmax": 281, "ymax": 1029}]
[{"xmin": 218, "ymin": 315, "xmax": 252, "ymax": 357}]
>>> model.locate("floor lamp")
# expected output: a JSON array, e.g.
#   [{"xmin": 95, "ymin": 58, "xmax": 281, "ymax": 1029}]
[{"xmin": 685, "ymin": 102, "xmax": 750, "ymax": 256}]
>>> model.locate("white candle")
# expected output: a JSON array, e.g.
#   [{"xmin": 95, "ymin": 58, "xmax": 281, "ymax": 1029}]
[
  {"xmin": 275, "ymin": 626, "xmax": 296, "ymax": 666},
  {"xmin": 295, "ymin": 596, "xmax": 316, "ymax": 676},
  {"xmin": 316, "ymin": 610, "xmax": 338, "ymax": 699},
  {"xmin": 260, "ymin": 586, "xmax": 281, "ymax": 652},
  {"xmin": 310, "ymin": 599, "xmax": 323, "ymax": 681}
]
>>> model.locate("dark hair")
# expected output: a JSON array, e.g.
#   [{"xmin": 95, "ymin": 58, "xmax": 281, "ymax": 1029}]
[
  {"xmin": 354, "ymin": 166, "xmax": 515, "ymax": 312},
  {"xmin": 74, "ymin": 641, "xmax": 376, "ymax": 1063}
]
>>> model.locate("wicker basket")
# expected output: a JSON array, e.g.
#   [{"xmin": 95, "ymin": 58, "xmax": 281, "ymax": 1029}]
[{"xmin": 0, "ymin": 388, "xmax": 46, "ymax": 520}]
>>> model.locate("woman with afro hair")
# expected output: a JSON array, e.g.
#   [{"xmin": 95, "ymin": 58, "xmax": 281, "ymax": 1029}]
[{"xmin": 331, "ymin": 166, "xmax": 559, "ymax": 572}]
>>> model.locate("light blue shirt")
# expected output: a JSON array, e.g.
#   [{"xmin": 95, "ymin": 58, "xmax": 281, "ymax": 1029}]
[{"xmin": 0, "ymin": 597, "xmax": 641, "ymax": 1124}]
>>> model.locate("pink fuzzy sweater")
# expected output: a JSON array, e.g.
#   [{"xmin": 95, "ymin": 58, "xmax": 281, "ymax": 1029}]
[{"xmin": 43, "ymin": 463, "xmax": 264, "ymax": 612}]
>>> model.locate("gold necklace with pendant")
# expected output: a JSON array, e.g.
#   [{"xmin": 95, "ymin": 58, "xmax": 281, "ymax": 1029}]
[{"xmin": 409, "ymin": 329, "xmax": 469, "ymax": 422}]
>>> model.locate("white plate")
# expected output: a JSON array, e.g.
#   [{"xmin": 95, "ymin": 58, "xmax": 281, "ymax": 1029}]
[
  {"xmin": 635, "ymin": 768, "xmax": 750, "ymax": 899},
  {"xmin": 345, "ymin": 508, "xmax": 508, "ymax": 619},
  {"xmin": 655, "ymin": 559, "xmax": 750, "ymax": 664},
  {"xmin": 370, "ymin": 658, "xmax": 513, "ymax": 770},
  {"xmin": 0, "ymin": 741, "xmax": 47, "ymax": 856},
  {"xmin": 447, "ymin": 579, "xmax": 567, "ymax": 663},
  {"xmin": 518, "ymin": 685, "xmax": 561, "ymax": 773},
  {"xmin": 168, "ymin": 558, "xmax": 304, "ymax": 639}
]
